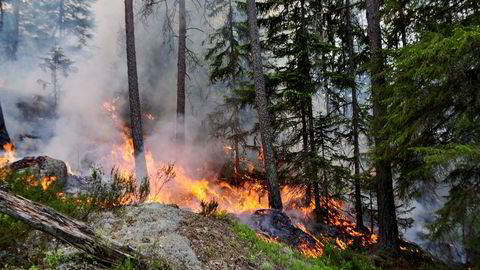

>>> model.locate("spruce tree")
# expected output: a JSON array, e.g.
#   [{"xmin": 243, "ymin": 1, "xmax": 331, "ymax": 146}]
[{"xmin": 366, "ymin": 0, "xmax": 399, "ymax": 251}]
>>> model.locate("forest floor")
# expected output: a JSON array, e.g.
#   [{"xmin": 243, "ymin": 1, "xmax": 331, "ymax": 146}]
[
  {"xmin": 0, "ymin": 157, "xmax": 454, "ymax": 270},
  {"xmin": 0, "ymin": 202, "xmax": 453, "ymax": 270}
]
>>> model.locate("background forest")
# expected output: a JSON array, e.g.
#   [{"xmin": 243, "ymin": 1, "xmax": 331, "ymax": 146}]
[{"xmin": 0, "ymin": 0, "xmax": 479, "ymax": 269}]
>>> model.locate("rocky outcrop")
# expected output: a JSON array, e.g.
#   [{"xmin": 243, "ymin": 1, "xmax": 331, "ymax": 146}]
[
  {"xmin": 5, "ymin": 156, "xmax": 91, "ymax": 194},
  {"xmin": 8, "ymin": 156, "xmax": 68, "ymax": 184}
]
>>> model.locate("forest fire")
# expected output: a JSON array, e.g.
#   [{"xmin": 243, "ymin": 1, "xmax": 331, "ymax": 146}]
[
  {"xmin": 0, "ymin": 143, "xmax": 15, "ymax": 167},
  {"xmin": 105, "ymin": 128, "xmax": 377, "ymax": 254},
  {"xmin": 40, "ymin": 176, "xmax": 56, "ymax": 191}
]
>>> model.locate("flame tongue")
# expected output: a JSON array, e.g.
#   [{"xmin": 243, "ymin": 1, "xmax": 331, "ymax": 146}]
[
  {"xmin": 0, "ymin": 143, "xmax": 15, "ymax": 167},
  {"xmin": 101, "ymin": 101, "xmax": 377, "ymax": 255}
]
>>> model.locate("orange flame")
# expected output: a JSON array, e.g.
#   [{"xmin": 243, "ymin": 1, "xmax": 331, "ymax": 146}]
[
  {"xmin": 0, "ymin": 143, "xmax": 15, "ymax": 167},
  {"xmin": 102, "ymin": 101, "xmax": 377, "ymax": 256},
  {"xmin": 40, "ymin": 176, "xmax": 56, "ymax": 191}
]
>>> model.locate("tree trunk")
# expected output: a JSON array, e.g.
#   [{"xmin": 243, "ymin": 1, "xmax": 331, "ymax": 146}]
[
  {"xmin": 176, "ymin": 0, "xmax": 187, "ymax": 145},
  {"xmin": 229, "ymin": 1, "xmax": 240, "ymax": 180},
  {"xmin": 124, "ymin": 0, "xmax": 148, "ymax": 186},
  {"xmin": 319, "ymin": 95, "xmax": 329, "ymax": 224},
  {"xmin": 0, "ymin": 0, "xmax": 4, "ymax": 32},
  {"xmin": 58, "ymin": 0, "xmax": 65, "ymax": 38},
  {"xmin": 246, "ymin": 0, "xmax": 282, "ymax": 210},
  {"xmin": 0, "ymin": 100, "xmax": 11, "ymax": 147},
  {"xmin": 53, "ymin": 64, "xmax": 58, "ymax": 110},
  {"xmin": 308, "ymin": 102, "xmax": 318, "ymax": 209},
  {"xmin": 301, "ymin": 105, "xmax": 312, "ymax": 206},
  {"xmin": 0, "ymin": 189, "xmax": 147, "ymax": 267},
  {"xmin": 345, "ymin": 0, "xmax": 365, "ymax": 232},
  {"xmin": 366, "ymin": 0, "xmax": 399, "ymax": 251},
  {"xmin": 8, "ymin": 0, "xmax": 20, "ymax": 60},
  {"xmin": 370, "ymin": 190, "xmax": 374, "ymax": 233}
]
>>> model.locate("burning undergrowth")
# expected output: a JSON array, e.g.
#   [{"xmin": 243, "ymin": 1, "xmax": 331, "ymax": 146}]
[
  {"xmin": 1, "ymin": 134, "xmax": 377, "ymax": 259},
  {"xmin": 0, "ymin": 97, "xmax": 380, "ymax": 260},
  {"xmin": 249, "ymin": 209, "xmax": 325, "ymax": 257}
]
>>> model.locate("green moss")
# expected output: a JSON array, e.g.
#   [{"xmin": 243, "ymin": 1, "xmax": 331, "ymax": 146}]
[
  {"xmin": 44, "ymin": 250, "xmax": 74, "ymax": 268},
  {"xmin": 113, "ymin": 258, "xmax": 136, "ymax": 270}
]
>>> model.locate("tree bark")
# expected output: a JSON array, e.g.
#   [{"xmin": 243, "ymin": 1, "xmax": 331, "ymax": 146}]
[
  {"xmin": 0, "ymin": 189, "xmax": 147, "ymax": 267},
  {"xmin": 58, "ymin": 0, "xmax": 65, "ymax": 38},
  {"xmin": 8, "ymin": 0, "xmax": 20, "ymax": 60},
  {"xmin": 345, "ymin": 0, "xmax": 366, "ymax": 232},
  {"xmin": 229, "ymin": 0, "xmax": 240, "ymax": 180},
  {"xmin": 124, "ymin": 0, "xmax": 148, "ymax": 186},
  {"xmin": 246, "ymin": 0, "xmax": 282, "ymax": 210},
  {"xmin": 366, "ymin": 0, "xmax": 399, "ymax": 251},
  {"xmin": 0, "ymin": 0, "xmax": 4, "ymax": 32},
  {"xmin": 176, "ymin": 0, "xmax": 187, "ymax": 145},
  {"xmin": 0, "ymin": 100, "xmax": 11, "ymax": 147},
  {"xmin": 301, "ymin": 105, "xmax": 312, "ymax": 206}
]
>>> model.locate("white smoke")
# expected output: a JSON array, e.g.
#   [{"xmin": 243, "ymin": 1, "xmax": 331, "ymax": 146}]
[{"xmin": 1, "ymin": 0, "xmax": 226, "ymax": 176}]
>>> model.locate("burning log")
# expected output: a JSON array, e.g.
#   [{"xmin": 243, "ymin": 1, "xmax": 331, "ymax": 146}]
[
  {"xmin": 0, "ymin": 188, "xmax": 148, "ymax": 268},
  {"xmin": 249, "ymin": 209, "xmax": 324, "ymax": 257}
]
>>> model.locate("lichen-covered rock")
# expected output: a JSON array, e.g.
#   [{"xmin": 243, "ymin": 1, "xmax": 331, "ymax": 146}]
[{"xmin": 88, "ymin": 203, "xmax": 203, "ymax": 270}]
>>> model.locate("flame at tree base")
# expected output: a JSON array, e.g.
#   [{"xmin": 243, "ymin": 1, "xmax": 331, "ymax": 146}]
[{"xmin": 106, "ymin": 134, "xmax": 377, "ymax": 255}]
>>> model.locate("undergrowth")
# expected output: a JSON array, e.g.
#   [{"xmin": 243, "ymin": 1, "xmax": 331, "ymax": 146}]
[
  {"xmin": 0, "ymin": 166, "xmax": 155, "ymax": 269},
  {"xmin": 232, "ymin": 222, "xmax": 378, "ymax": 270}
]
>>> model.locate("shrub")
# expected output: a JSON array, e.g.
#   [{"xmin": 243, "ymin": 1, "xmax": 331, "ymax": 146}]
[{"xmin": 200, "ymin": 200, "xmax": 219, "ymax": 217}]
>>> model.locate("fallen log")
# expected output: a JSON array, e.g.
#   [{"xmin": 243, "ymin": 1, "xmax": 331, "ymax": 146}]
[{"xmin": 0, "ymin": 188, "xmax": 148, "ymax": 268}]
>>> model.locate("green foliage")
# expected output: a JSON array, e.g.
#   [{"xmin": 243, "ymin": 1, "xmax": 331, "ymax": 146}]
[
  {"xmin": 113, "ymin": 258, "xmax": 136, "ymax": 270},
  {"xmin": 113, "ymin": 257, "xmax": 175, "ymax": 270},
  {"xmin": 0, "ymin": 212, "xmax": 31, "ymax": 249},
  {"xmin": 323, "ymin": 244, "xmax": 377, "ymax": 270},
  {"xmin": 0, "ymin": 166, "xmax": 160, "ymax": 268},
  {"xmin": 149, "ymin": 258, "xmax": 176, "ymax": 270},
  {"xmin": 384, "ymin": 21, "xmax": 480, "ymax": 266},
  {"xmin": 89, "ymin": 166, "xmax": 153, "ymax": 208},
  {"xmin": 1, "ymin": 170, "xmax": 92, "ymax": 219},
  {"xmin": 44, "ymin": 251, "xmax": 72, "ymax": 268},
  {"xmin": 232, "ymin": 222, "xmax": 377, "ymax": 270}
]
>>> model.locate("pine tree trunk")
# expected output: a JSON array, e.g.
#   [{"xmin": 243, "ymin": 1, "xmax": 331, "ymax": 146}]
[
  {"xmin": 8, "ymin": 0, "xmax": 19, "ymax": 60},
  {"xmin": 0, "ymin": 100, "xmax": 11, "ymax": 147},
  {"xmin": 124, "ymin": 0, "xmax": 148, "ymax": 186},
  {"xmin": 399, "ymin": 1, "xmax": 407, "ymax": 47},
  {"xmin": 366, "ymin": 0, "xmax": 399, "ymax": 251},
  {"xmin": 0, "ymin": 0, "xmax": 4, "ymax": 32},
  {"xmin": 246, "ymin": 0, "xmax": 282, "ymax": 210},
  {"xmin": 320, "ymin": 96, "xmax": 329, "ymax": 224},
  {"xmin": 0, "ymin": 189, "xmax": 147, "ymax": 267},
  {"xmin": 176, "ymin": 0, "xmax": 187, "ymax": 145},
  {"xmin": 307, "ymin": 102, "xmax": 317, "ymax": 208},
  {"xmin": 345, "ymin": 0, "xmax": 365, "ymax": 232},
  {"xmin": 53, "ymin": 66, "xmax": 58, "ymax": 110},
  {"xmin": 229, "ymin": 1, "xmax": 240, "ymax": 180},
  {"xmin": 58, "ymin": 0, "xmax": 65, "ymax": 38},
  {"xmin": 301, "ymin": 106, "xmax": 311, "ymax": 206}
]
